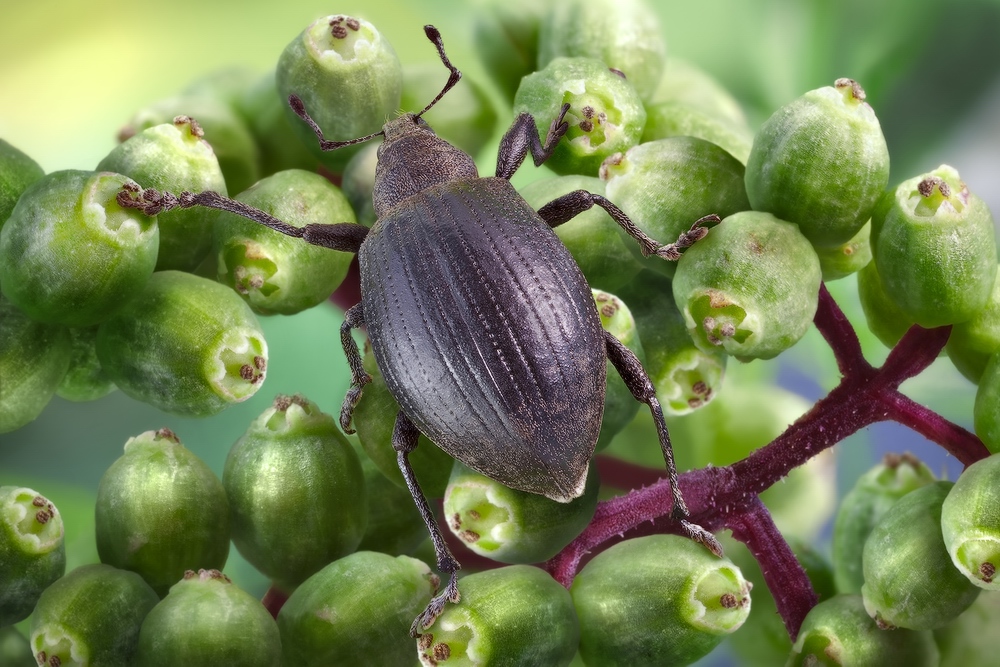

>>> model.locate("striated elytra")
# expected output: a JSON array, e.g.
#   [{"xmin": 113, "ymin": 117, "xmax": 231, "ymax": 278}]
[{"xmin": 116, "ymin": 23, "xmax": 720, "ymax": 636}]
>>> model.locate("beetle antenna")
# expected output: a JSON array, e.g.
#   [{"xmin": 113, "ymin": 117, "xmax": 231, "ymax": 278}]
[
  {"xmin": 288, "ymin": 94, "xmax": 384, "ymax": 151},
  {"xmin": 414, "ymin": 25, "xmax": 462, "ymax": 119}
]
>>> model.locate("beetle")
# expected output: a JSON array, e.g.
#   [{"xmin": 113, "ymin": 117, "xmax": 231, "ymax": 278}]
[{"xmin": 119, "ymin": 24, "xmax": 720, "ymax": 634}]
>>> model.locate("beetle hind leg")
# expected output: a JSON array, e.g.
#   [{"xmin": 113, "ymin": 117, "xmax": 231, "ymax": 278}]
[
  {"xmin": 339, "ymin": 303, "xmax": 371, "ymax": 433},
  {"xmin": 391, "ymin": 411, "xmax": 463, "ymax": 636},
  {"xmin": 604, "ymin": 331, "xmax": 724, "ymax": 557}
]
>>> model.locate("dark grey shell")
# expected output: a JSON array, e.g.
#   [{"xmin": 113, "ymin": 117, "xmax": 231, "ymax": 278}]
[{"xmin": 359, "ymin": 176, "xmax": 606, "ymax": 501}]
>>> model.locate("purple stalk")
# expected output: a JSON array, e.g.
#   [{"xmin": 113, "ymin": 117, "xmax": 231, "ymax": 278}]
[{"xmin": 548, "ymin": 285, "xmax": 989, "ymax": 634}]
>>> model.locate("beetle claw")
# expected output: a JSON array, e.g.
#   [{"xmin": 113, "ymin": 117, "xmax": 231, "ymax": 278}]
[
  {"xmin": 680, "ymin": 519, "xmax": 725, "ymax": 558},
  {"xmin": 410, "ymin": 573, "xmax": 461, "ymax": 637}
]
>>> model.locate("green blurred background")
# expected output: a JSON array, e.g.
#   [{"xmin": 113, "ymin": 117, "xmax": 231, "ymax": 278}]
[{"xmin": 2, "ymin": 0, "xmax": 999, "ymax": 662}]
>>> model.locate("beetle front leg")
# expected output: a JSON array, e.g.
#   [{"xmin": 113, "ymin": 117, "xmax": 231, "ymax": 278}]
[
  {"xmin": 494, "ymin": 103, "xmax": 571, "ymax": 180},
  {"xmin": 604, "ymin": 331, "xmax": 724, "ymax": 557},
  {"xmin": 117, "ymin": 186, "xmax": 369, "ymax": 253},
  {"xmin": 391, "ymin": 412, "xmax": 462, "ymax": 637},
  {"xmin": 338, "ymin": 303, "xmax": 372, "ymax": 433},
  {"xmin": 537, "ymin": 190, "xmax": 720, "ymax": 260}
]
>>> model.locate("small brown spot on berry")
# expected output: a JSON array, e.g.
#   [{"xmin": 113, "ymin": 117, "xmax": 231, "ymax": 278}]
[
  {"xmin": 434, "ymin": 643, "xmax": 451, "ymax": 661},
  {"xmin": 467, "ymin": 509, "xmax": 481, "ymax": 520},
  {"xmin": 346, "ymin": 17, "xmax": 360, "ymax": 30},
  {"xmin": 980, "ymin": 562, "xmax": 996, "ymax": 583},
  {"xmin": 240, "ymin": 364, "xmax": 255, "ymax": 381},
  {"xmin": 609, "ymin": 67, "xmax": 626, "ymax": 79},
  {"xmin": 36, "ymin": 510, "xmax": 50, "ymax": 524},
  {"xmin": 50, "ymin": 656, "xmax": 62, "ymax": 667},
  {"xmin": 582, "ymin": 105, "xmax": 594, "ymax": 118},
  {"xmin": 331, "ymin": 24, "xmax": 348, "ymax": 39},
  {"xmin": 460, "ymin": 530, "xmax": 480, "ymax": 543},
  {"xmin": 32, "ymin": 495, "xmax": 46, "ymax": 507},
  {"xmin": 418, "ymin": 634, "xmax": 434, "ymax": 650},
  {"xmin": 578, "ymin": 120, "xmax": 593, "ymax": 132},
  {"xmin": 450, "ymin": 513, "xmax": 462, "ymax": 530},
  {"xmin": 254, "ymin": 356, "xmax": 267, "ymax": 371},
  {"xmin": 600, "ymin": 303, "xmax": 617, "ymax": 318},
  {"xmin": 273, "ymin": 395, "xmax": 293, "ymax": 411},
  {"xmin": 155, "ymin": 427, "xmax": 180, "ymax": 443},
  {"xmin": 720, "ymin": 593, "xmax": 738, "ymax": 609},
  {"xmin": 692, "ymin": 381, "xmax": 708, "ymax": 396}
]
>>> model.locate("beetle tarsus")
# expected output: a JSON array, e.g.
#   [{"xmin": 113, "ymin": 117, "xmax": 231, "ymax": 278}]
[
  {"xmin": 338, "ymin": 303, "xmax": 370, "ymax": 433},
  {"xmin": 494, "ymin": 102, "xmax": 572, "ymax": 179},
  {"xmin": 680, "ymin": 519, "xmax": 725, "ymax": 558},
  {"xmin": 411, "ymin": 572, "xmax": 461, "ymax": 637}
]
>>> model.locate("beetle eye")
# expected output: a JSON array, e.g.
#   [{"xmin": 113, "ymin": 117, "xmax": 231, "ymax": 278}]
[{"xmin": 414, "ymin": 116, "xmax": 434, "ymax": 134}]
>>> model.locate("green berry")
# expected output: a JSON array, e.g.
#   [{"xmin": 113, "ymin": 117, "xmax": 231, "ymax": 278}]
[
  {"xmin": 941, "ymin": 453, "xmax": 1000, "ymax": 590},
  {"xmin": 29, "ymin": 563, "xmax": 159, "ymax": 667},
  {"xmin": 355, "ymin": 444, "xmax": 427, "ymax": 556},
  {"xmin": 600, "ymin": 137, "xmax": 751, "ymax": 278},
  {"xmin": 237, "ymin": 70, "xmax": 320, "ymax": 176},
  {"xmin": 871, "ymin": 165, "xmax": 997, "ymax": 327},
  {"xmin": 55, "ymin": 326, "xmax": 116, "ymax": 402},
  {"xmin": 519, "ymin": 176, "xmax": 644, "ymax": 293},
  {"xmin": 815, "ymin": 220, "xmax": 873, "ymax": 282},
  {"xmin": 277, "ymin": 15, "xmax": 403, "ymax": 171},
  {"xmin": 134, "ymin": 569, "xmax": 281, "ymax": 667},
  {"xmin": 613, "ymin": 271, "xmax": 726, "ymax": 415},
  {"xmin": 672, "ymin": 210, "xmax": 822, "ymax": 361},
  {"xmin": 444, "ymin": 462, "xmax": 599, "ymax": 564},
  {"xmin": 400, "ymin": 63, "xmax": 498, "ymax": 158},
  {"xmin": 642, "ymin": 58, "xmax": 753, "ymax": 163},
  {"xmin": 223, "ymin": 395, "xmax": 366, "ymax": 592},
  {"xmin": 0, "ymin": 486, "xmax": 65, "ymax": 627},
  {"xmin": 592, "ymin": 289, "xmax": 645, "ymax": 448},
  {"xmin": 97, "ymin": 117, "xmax": 227, "ymax": 271},
  {"xmin": 832, "ymin": 453, "xmax": 936, "ymax": 595},
  {"xmin": 514, "ymin": 57, "xmax": 647, "ymax": 176},
  {"xmin": 95, "ymin": 270, "xmax": 267, "ymax": 416},
  {"xmin": 213, "ymin": 169, "xmax": 355, "ymax": 315},
  {"xmin": 788, "ymin": 594, "xmax": 940, "ymax": 666},
  {"xmin": 0, "ymin": 296, "xmax": 71, "ymax": 433},
  {"xmin": 935, "ymin": 589, "xmax": 1000, "ymax": 667},
  {"xmin": 856, "ymin": 258, "xmax": 916, "ymax": 349},
  {"xmin": 472, "ymin": 0, "xmax": 544, "ymax": 102},
  {"xmin": 340, "ymin": 141, "xmax": 379, "ymax": 227},
  {"xmin": 0, "ymin": 170, "xmax": 159, "ymax": 327},
  {"xmin": 975, "ymin": 353, "xmax": 1000, "ymax": 452},
  {"xmin": 572, "ymin": 534, "xmax": 750, "ymax": 667},
  {"xmin": 947, "ymin": 271, "xmax": 1000, "ymax": 383},
  {"xmin": 537, "ymin": 0, "xmax": 666, "ymax": 101},
  {"xmin": 418, "ymin": 565, "xmax": 580, "ymax": 666},
  {"xmin": 120, "ymin": 94, "xmax": 260, "ymax": 195},
  {"xmin": 861, "ymin": 481, "xmax": 981, "ymax": 630},
  {"xmin": 278, "ymin": 551, "xmax": 436, "ymax": 666},
  {"xmin": 0, "ymin": 139, "xmax": 44, "ymax": 230},
  {"xmin": 95, "ymin": 429, "xmax": 230, "ymax": 597},
  {"xmin": 352, "ymin": 348, "xmax": 455, "ymax": 499},
  {"xmin": 642, "ymin": 102, "xmax": 753, "ymax": 164},
  {"xmin": 745, "ymin": 78, "xmax": 890, "ymax": 248}
]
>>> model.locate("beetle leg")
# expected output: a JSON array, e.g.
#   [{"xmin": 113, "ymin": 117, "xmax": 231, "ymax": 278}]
[
  {"xmin": 494, "ymin": 103, "xmax": 571, "ymax": 179},
  {"xmin": 391, "ymin": 412, "xmax": 462, "ymax": 636},
  {"xmin": 338, "ymin": 303, "xmax": 371, "ymax": 433},
  {"xmin": 537, "ymin": 191, "xmax": 721, "ymax": 261},
  {"xmin": 117, "ymin": 187, "xmax": 369, "ymax": 253},
  {"xmin": 604, "ymin": 331, "xmax": 725, "ymax": 558}
]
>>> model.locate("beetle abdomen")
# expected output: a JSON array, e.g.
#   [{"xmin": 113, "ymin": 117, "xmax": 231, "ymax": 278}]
[{"xmin": 360, "ymin": 177, "xmax": 606, "ymax": 501}]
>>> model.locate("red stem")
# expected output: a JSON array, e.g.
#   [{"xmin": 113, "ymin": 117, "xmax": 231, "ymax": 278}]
[{"xmin": 547, "ymin": 288, "xmax": 990, "ymax": 633}]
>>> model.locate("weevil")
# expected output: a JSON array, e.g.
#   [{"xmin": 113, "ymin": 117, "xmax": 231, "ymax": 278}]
[{"xmin": 119, "ymin": 24, "xmax": 720, "ymax": 634}]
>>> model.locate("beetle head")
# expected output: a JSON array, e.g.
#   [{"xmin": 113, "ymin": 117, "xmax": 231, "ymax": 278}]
[{"xmin": 372, "ymin": 113, "xmax": 478, "ymax": 217}]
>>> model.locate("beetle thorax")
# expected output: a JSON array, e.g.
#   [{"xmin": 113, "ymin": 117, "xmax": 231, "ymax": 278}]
[{"xmin": 373, "ymin": 114, "xmax": 479, "ymax": 217}]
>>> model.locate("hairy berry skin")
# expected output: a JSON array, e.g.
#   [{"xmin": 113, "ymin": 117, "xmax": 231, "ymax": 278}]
[
  {"xmin": 975, "ymin": 354, "xmax": 1000, "ymax": 452},
  {"xmin": 95, "ymin": 271, "xmax": 268, "ymax": 416},
  {"xmin": 745, "ymin": 78, "xmax": 890, "ymax": 249},
  {"xmin": 95, "ymin": 429, "xmax": 230, "ymax": 597},
  {"xmin": 0, "ymin": 487, "xmax": 65, "ymax": 627},
  {"xmin": 223, "ymin": 395, "xmax": 367, "ymax": 592},
  {"xmin": 0, "ymin": 139, "xmax": 44, "ymax": 230},
  {"xmin": 98, "ymin": 118, "xmax": 227, "ymax": 271},
  {"xmin": 941, "ymin": 454, "xmax": 1000, "ymax": 590},
  {"xmin": 871, "ymin": 165, "xmax": 997, "ymax": 328},
  {"xmin": 861, "ymin": 481, "xmax": 981, "ymax": 630},
  {"xmin": 0, "ymin": 170, "xmax": 159, "ymax": 328}
]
